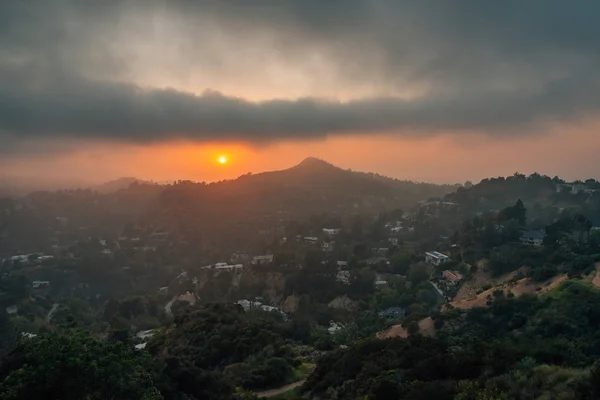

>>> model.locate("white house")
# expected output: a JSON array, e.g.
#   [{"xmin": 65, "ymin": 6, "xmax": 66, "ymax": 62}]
[
  {"xmin": 322, "ymin": 228, "xmax": 341, "ymax": 236},
  {"xmin": 425, "ymin": 251, "xmax": 450, "ymax": 266},
  {"xmin": 215, "ymin": 263, "xmax": 243, "ymax": 271},
  {"xmin": 32, "ymin": 281, "xmax": 50, "ymax": 289},
  {"xmin": 304, "ymin": 236, "xmax": 318, "ymax": 244},
  {"xmin": 5, "ymin": 305, "xmax": 18, "ymax": 315},
  {"xmin": 519, "ymin": 230, "xmax": 545, "ymax": 246}
]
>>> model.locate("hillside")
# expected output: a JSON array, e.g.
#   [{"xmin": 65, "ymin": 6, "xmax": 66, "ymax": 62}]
[
  {"xmin": 91, "ymin": 177, "xmax": 151, "ymax": 194},
  {"xmin": 155, "ymin": 157, "xmax": 457, "ymax": 219}
]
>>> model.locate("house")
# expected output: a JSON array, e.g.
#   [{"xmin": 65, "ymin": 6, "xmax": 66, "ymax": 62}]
[
  {"xmin": 5, "ymin": 305, "xmax": 18, "ymax": 315},
  {"xmin": 322, "ymin": 242, "xmax": 334, "ymax": 252},
  {"xmin": 378, "ymin": 307, "xmax": 406, "ymax": 319},
  {"xmin": 303, "ymin": 236, "xmax": 318, "ymax": 244},
  {"xmin": 372, "ymin": 247, "xmax": 389, "ymax": 255},
  {"xmin": 237, "ymin": 299, "xmax": 262, "ymax": 310},
  {"xmin": 425, "ymin": 251, "xmax": 450, "ymax": 266},
  {"xmin": 572, "ymin": 184, "xmax": 586, "ymax": 194},
  {"xmin": 134, "ymin": 343, "xmax": 147, "ymax": 350},
  {"xmin": 230, "ymin": 252, "xmax": 249, "ymax": 263},
  {"xmin": 389, "ymin": 237, "xmax": 399, "ymax": 246},
  {"xmin": 32, "ymin": 281, "xmax": 50, "ymax": 289},
  {"xmin": 215, "ymin": 263, "xmax": 243, "ymax": 271},
  {"xmin": 322, "ymin": 228, "xmax": 341, "ymax": 236},
  {"xmin": 556, "ymin": 183, "xmax": 587, "ymax": 194},
  {"xmin": 365, "ymin": 257, "xmax": 389, "ymax": 266},
  {"xmin": 336, "ymin": 260, "xmax": 348, "ymax": 269},
  {"xmin": 336, "ymin": 270, "xmax": 350, "ymax": 284},
  {"xmin": 442, "ymin": 270, "xmax": 464, "ymax": 285},
  {"xmin": 520, "ymin": 230, "xmax": 545, "ymax": 246},
  {"xmin": 374, "ymin": 279, "xmax": 388, "ymax": 287},
  {"xmin": 150, "ymin": 232, "xmax": 168, "ymax": 241},
  {"xmin": 251, "ymin": 254, "xmax": 274, "ymax": 265},
  {"xmin": 328, "ymin": 321, "xmax": 344, "ymax": 334}
]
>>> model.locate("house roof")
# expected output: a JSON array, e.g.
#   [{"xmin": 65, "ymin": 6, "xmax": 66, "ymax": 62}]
[
  {"xmin": 426, "ymin": 251, "xmax": 448, "ymax": 259},
  {"xmin": 521, "ymin": 230, "xmax": 545, "ymax": 240}
]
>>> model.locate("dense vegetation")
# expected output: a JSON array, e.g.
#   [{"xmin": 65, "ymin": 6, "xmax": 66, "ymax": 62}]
[
  {"xmin": 303, "ymin": 280, "xmax": 600, "ymax": 399},
  {"xmin": 2, "ymin": 170, "xmax": 600, "ymax": 399}
]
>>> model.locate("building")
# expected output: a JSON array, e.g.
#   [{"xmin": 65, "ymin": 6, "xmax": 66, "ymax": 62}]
[
  {"xmin": 520, "ymin": 230, "xmax": 545, "ymax": 246},
  {"xmin": 230, "ymin": 252, "xmax": 249, "ymax": 263},
  {"xmin": 251, "ymin": 254, "xmax": 274, "ymax": 265},
  {"xmin": 556, "ymin": 183, "xmax": 588, "ymax": 194},
  {"xmin": 389, "ymin": 237, "xmax": 399, "ymax": 246},
  {"xmin": 5, "ymin": 305, "xmax": 18, "ymax": 315},
  {"xmin": 425, "ymin": 251, "xmax": 450, "ymax": 266},
  {"xmin": 336, "ymin": 270, "xmax": 350, "ymax": 284},
  {"xmin": 215, "ymin": 263, "xmax": 243, "ymax": 271},
  {"xmin": 322, "ymin": 242, "xmax": 334, "ymax": 252},
  {"xmin": 336, "ymin": 260, "xmax": 348, "ymax": 269},
  {"xmin": 378, "ymin": 307, "xmax": 406, "ymax": 319},
  {"xmin": 303, "ymin": 236, "xmax": 318, "ymax": 244},
  {"xmin": 32, "ymin": 281, "xmax": 50, "ymax": 289},
  {"xmin": 442, "ymin": 270, "xmax": 464, "ymax": 285},
  {"xmin": 322, "ymin": 228, "xmax": 341, "ymax": 236}
]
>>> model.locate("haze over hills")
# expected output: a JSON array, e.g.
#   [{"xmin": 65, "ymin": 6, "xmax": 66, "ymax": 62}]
[{"xmin": 90, "ymin": 177, "xmax": 151, "ymax": 194}]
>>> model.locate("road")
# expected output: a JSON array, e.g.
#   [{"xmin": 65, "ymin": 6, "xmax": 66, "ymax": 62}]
[
  {"xmin": 46, "ymin": 303, "xmax": 59, "ymax": 323},
  {"xmin": 429, "ymin": 281, "xmax": 447, "ymax": 302},
  {"xmin": 254, "ymin": 380, "xmax": 305, "ymax": 398}
]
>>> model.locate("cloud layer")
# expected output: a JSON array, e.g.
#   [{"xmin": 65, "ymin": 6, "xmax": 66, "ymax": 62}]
[{"xmin": 2, "ymin": 0, "xmax": 600, "ymax": 152}]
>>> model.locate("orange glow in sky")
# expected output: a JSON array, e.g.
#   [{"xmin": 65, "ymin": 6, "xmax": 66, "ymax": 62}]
[{"xmin": 218, "ymin": 156, "xmax": 228, "ymax": 164}]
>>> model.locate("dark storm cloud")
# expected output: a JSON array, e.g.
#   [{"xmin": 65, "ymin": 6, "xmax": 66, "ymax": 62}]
[{"xmin": 1, "ymin": 0, "xmax": 600, "ymax": 151}]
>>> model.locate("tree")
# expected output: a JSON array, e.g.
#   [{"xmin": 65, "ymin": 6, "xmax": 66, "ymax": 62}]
[
  {"xmin": 390, "ymin": 252, "xmax": 412, "ymax": 275},
  {"xmin": 408, "ymin": 264, "xmax": 430, "ymax": 285},
  {"xmin": 0, "ymin": 327, "xmax": 162, "ymax": 400},
  {"xmin": 348, "ymin": 268, "xmax": 376, "ymax": 299}
]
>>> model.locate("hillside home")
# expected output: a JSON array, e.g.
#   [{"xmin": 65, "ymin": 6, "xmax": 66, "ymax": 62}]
[
  {"xmin": 442, "ymin": 270, "xmax": 464, "ymax": 285},
  {"xmin": 304, "ymin": 236, "xmax": 318, "ymax": 244},
  {"xmin": 230, "ymin": 252, "xmax": 249, "ymax": 263},
  {"xmin": 425, "ymin": 251, "xmax": 450, "ymax": 266},
  {"xmin": 322, "ymin": 228, "xmax": 341, "ymax": 236},
  {"xmin": 5, "ymin": 305, "xmax": 18, "ymax": 315},
  {"xmin": 520, "ymin": 230, "xmax": 545, "ymax": 246},
  {"xmin": 251, "ymin": 254, "xmax": 274, "ymax": 265},
  {"xmin": 336, "ymin": 260, "xmax": 348, "ymax": 269},
  {"xmin": 336, "ymin": 270, "xmax": 350, "ymax": 284},
  {"xmin": 215, "ymin": 263, "xmax": 243, "ymax": 271},
  {"xmin": 378, "ymin": 307, "xmax": 406, "ymax": 319},
  {"xmin": 322, "ymin": 242, "xmax": 334, "ymax": 252},
  {"xmin": 556, "ymin": 183, "xmax": 587, "ymax": 194},
  {"xmin": 32, "ymin": 281, "xmax": 50, "ymax": 289}
]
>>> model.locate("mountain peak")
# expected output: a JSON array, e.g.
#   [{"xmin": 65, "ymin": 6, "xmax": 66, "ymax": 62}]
[{"xmin": 295, "ymin": 157, "xmax": 335, "ymax": 169}]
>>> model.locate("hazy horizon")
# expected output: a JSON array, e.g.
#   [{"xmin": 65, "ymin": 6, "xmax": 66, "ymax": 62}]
[{"xmin": 2, "ymin": 1, "xmax": 600, "ymax": 188}]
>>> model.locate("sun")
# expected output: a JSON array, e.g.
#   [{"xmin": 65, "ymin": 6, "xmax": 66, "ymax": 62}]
[{"xmin": 218, "ymin": 156, "xmax": 228, "ymax": 164}]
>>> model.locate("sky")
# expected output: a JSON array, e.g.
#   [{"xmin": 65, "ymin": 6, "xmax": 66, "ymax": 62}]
[{"xmin": 1, "ymin": 0, "xmax": 600, "ymax": 187}]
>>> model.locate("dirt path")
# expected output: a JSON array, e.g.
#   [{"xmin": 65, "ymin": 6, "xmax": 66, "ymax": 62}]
[
  {"xmin": 46, "ymin": 303, "xmax": 59, "ymax": 323},
  {"xmin": 255, "ymin": 380, "xmax": 305, "ymax": 398},
  {"xmin": 592, "ymin": 263, "xmax": 600, "ymax": 288}
]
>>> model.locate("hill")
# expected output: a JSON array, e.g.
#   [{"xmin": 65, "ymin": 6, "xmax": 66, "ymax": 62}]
[
  {"xmin": 156, "ymin": 157, "xmax": 457, "ymax": 218},
  {"xmin": 91, "ymin": 177, "xmax": 150, "ymax": 194}
]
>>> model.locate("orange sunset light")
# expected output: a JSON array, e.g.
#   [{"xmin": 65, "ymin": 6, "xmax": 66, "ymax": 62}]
[{"xmin": 218, "ymin": 156, "xmax": 228, "ymax": 164}]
